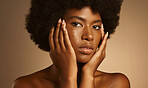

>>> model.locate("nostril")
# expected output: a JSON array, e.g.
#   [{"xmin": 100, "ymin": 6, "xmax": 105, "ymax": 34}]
[
  {"xmin": 84, "ymin": 38, "xmax": 88, "ymax": 41},
  {"xmin": 82, "ymin": 35, "xmax": 93, "ymax": 41}
]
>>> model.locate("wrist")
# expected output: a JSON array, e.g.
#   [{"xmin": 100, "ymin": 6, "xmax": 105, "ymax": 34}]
[
  {"xmin": 60, "ymin": 74, "xmax": 77, "ymax": 88},
  {"xmin": 81, "ymin": 71, "xmax": 94, "ymax": 79},
  {"xmin": 61, "ymin": 74, "xmax": 77, "ymax": 84},
  {"xmin": 62, "ymin": 69, "xmax": 77, "ymax": 77},
  {"xmin": 61, "ymin": 71, "xmax": 77, "ymax": 80},
  {"xmin": 81, "ymin": 67, "xmax": 94, "ymax": 77}
]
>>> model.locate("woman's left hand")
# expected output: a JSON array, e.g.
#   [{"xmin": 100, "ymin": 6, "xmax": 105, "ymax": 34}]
[{"xmin": 82, "ymin": 25, "xmax": 108, "ymax": 77}]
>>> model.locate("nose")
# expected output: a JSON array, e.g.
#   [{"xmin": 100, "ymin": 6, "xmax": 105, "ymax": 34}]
[{"xmin": 81, "ymin": 27, "xmax": 93, "ymax": 41}]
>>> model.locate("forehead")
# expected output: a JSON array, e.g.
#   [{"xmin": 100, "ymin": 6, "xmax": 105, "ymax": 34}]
[{"xmin": 64, "ymin": 7, "xmax": 101, "ymax": 21}]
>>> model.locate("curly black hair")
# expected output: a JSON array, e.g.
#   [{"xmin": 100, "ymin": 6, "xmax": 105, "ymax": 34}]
[{"xmin": 26, "ymin": 0, "xmax": 123, "ymax": 52}]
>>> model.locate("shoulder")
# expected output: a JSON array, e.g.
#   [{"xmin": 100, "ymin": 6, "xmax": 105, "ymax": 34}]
[
  {"xmin": 12, "ymin": 76, "xmax": 36, "ymax": 88},
  {"xmin": 12, "ymin": 75, "xmax": 56, "ymax": 88},
  {"xmin": 111, "ymin": 73, "xmax": 130, "ymax": 88},
  {"xmin": 12, "ymin": 69, "xmax": 55, "ymax": 88},
  {"xmin": 95, "ymin": 71, "xmax": 130, "ymax": 88}
]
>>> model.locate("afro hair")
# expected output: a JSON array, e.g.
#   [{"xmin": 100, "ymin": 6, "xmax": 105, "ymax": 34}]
[{"xmin": 26, "ymin": 0, "xmax": 123, "ymax": 52}]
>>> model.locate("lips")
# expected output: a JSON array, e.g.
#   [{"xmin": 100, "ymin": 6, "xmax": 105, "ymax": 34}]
[{"xmin": 78, "ymin": 44, "xmax": 94, "ymax": 55}]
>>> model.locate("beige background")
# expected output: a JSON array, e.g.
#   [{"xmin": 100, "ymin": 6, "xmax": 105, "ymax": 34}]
[{"xmin": 0, "ymin": 0, "xmax": 148, "ymax": 88}]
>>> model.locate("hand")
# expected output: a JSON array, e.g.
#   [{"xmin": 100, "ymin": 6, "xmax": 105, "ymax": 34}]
[
  {"xmin": 82, "ymin": 24, "xmax": 108, "ymax": 77},
  {"xmin": 49, "ymin": 19, "xmax": 77, "ymax": 78}
]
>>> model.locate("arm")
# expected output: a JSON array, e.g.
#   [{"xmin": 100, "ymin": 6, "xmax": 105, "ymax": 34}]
[
  {"xmin": 60, "ymin": 76, "xmax": 77, "ymax": 88},
  {"xmin": 49, "ymin": 19, "xmax": 77, "ymax": 88},
  {"xmin": 79, "ymin": 72, "xmax": 95, "ymax": 88}
]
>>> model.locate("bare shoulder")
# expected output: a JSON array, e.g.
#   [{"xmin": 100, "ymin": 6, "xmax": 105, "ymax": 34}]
[
  {"xmin": 12, "ymin": 67, "xmax": 56, "ymax": 88},
  {"xmin": 12, "ymin": 76, "xmax": 33, "ymax": 88},
  {"xmin": 111, "ymin": 73, "xmax": 130, "ymax": 88},
  {"xmin": 95, "ymin": 71, "xmax": 130, "ymax": 88}
]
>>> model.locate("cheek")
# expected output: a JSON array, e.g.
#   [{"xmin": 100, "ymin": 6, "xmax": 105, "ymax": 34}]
[
  {"xmin": 93, "ymin": 31, "xmax": 102, "ymax": 47},
  {"xmin": 66, "ymin": 25, "xmax": 82, "ymax": 47}
]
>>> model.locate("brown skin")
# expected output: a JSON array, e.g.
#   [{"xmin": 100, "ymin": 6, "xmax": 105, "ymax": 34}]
[{"xmin": 13, "ymin": 7, "xmax": 130, "ymax": 88}]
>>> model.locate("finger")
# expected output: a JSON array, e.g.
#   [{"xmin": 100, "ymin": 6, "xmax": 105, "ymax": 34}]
[
  {"xmin": 88, "ymin": 32, "xmax": 108, "ymax": 66},
  {"xmin": 62, "ymin": 20, "xmax": 73, "ymax": 49},
  {"xmin": 59, "ymin": 20, "xmax": 66, "ymax": 50},
  {"xmin": 54, "ymin": 18, "xmax": 62, "ymax": 50},
  {"xmin": 101, "ymin": 43, "xmax": 106, "ymax": 59},
  {"xmin": 97, "ymin": 32, "xmax": 108, "ymax": 55},
  {"xmin": 49, "ymin": 27, "xmax": 55, "ymax": 50},
  {"xmin": 101, "ymin": 24, "xmax": 105, "ymax": 39}
]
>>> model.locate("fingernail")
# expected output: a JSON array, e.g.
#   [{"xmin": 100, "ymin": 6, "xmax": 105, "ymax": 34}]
[
  {"xmin": 63, "ymin": 20, "xmax": 65, "ymax": 23},
  {"xmin": 62, "ymin": 20, "xmax": 66, "ymax": 31},
  {"xmin": 63, "ymin": 20, "xmax": 66, "ymax": 27},
  {"xmin": 106, "ymin": 32, "xmax": 108, "ymax": 37},
  {"xmin": 101, "ymin": 24, "xmax": 104, "ymax": 30},
  {"xmin": 58, "ymin": 18, "xmax": 61, "ymax": 23},
  {"xmin": 64, "ymin": 20, "xmax": 66, "ymax": 27}
]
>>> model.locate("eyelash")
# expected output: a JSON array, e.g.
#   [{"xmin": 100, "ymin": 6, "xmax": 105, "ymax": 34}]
[
  {"xmin": 71, "ymin": 22, "xmax": 83, "ymax": 27},
  {"xmin": 92, "ymin": 25, "xmax": 101, "ymax": 30},
  {"xmin": 71, "ymin": 22, "xmax": 101, "ymax": 30}
]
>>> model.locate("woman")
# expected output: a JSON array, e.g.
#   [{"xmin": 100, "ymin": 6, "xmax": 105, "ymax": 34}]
[{"xmin": 13, "ymin": 0, "xmax": 130, "ymax": 88}]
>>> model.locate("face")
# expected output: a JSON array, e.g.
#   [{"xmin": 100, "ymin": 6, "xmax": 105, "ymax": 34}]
[{"xmin": 64, "ymin": 7, "xmax": 102, "ymax": 63}]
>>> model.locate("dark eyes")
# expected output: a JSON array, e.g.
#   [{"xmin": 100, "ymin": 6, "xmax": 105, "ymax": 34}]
[
  {"xmin": 71, "ymin": 22, "xmax": 101, "ymax": 30},
  {"xmin": 71, "ymin": 22, "xmax": 82, "ymax": 27},
  {"xmin": 92, "ymin": 25, "xmax": 101, "ymax": 30}
]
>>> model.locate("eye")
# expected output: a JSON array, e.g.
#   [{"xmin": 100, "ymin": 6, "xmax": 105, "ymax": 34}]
[
  {"xmin": 92, "ymin": 25, "xmax": 101, "ymax": 30},
  {"xmin": 71, "ymin": 22, "xmax": 83, "ymax": 27}
]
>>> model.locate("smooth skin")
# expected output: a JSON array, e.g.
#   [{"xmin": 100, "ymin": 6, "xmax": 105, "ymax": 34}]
[{"xmin": 13, "ymin": 7, "xmax": 130, "ymax": 88}]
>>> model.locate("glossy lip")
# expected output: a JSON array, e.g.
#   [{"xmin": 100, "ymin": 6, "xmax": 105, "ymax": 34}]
[{"xmin": 78, "ymin": 44, "xmax": 94, "ymax": 55}]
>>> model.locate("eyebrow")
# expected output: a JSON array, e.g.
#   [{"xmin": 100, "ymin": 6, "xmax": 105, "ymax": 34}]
[{"xmin": 68, "ymin": 16, "xmax": 102, "ymax": 23}]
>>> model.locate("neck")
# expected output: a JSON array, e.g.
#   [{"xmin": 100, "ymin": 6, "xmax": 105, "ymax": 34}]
[{"xmin": 77, "ymin": 62, "xmax": 86, "ymax": 86}]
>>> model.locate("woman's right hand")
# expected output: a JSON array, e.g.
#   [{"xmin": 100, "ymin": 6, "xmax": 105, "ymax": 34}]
[{"xmin": 49, "ymin": 19, "xmax": 77, "ymax": 78}]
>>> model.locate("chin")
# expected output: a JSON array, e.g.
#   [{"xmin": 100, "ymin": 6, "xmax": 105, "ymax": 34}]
[{"xmin": 76, "ymin": 55, "xmax": 92, "ymax": 63}]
